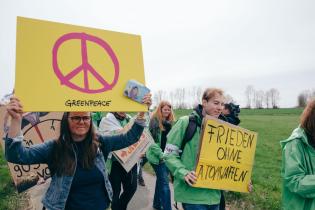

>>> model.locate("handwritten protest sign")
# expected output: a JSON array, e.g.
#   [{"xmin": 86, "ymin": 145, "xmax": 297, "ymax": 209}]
[
  {"xmin": 193, "ymin": 116, "xmax": 257, "ymax": 193},
  {"xmin": 0, "ymin": 106, "xmax": 63, "ymax": 192},
  {"xmin": 15, "ymin": 17, "xmax": 147, "ymax": 112}
]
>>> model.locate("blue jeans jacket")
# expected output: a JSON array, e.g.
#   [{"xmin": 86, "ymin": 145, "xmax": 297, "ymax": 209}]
[{"xmin": 5, "ymin": 122, "xmax": 144, "ymax": 210}]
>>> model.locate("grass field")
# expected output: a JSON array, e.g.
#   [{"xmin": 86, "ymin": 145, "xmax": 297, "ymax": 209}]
[
  {"xmin": 0, "ymin": 108, "xmax": 303, "ymax": 209},
  {"xmin": 230, "ymin": 108, "xmax": 302, "ymax": 210},
  {"xmin": 0, "ymin": 148, "xmax": 28, "ymax": 210}
]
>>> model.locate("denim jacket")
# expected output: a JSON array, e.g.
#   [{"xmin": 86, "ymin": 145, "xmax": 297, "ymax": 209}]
[{"xmin": 5, "ymin": 122, "xmax": 144, "ymax": 210}]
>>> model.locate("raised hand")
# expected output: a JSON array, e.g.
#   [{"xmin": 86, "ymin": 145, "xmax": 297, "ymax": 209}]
[
  {"xmin": 137, "ymin": 93, "xmax": 152, "ymax": 120},
  {"xmin": 142, "ymin": 93, "xmax": 152, "ymax": 108},
  {"xmin": 6, "ymin": 96, "xmax": 23, "ymax": 138},
  {"xmin": 7, "ymin": 96, "xmax": 23, "ymax": 120}
]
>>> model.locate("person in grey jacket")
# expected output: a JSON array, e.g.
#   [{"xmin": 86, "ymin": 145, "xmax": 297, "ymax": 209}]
[{"xmin": 4, "ymin": 95, "xmax": 151, "ymax": 210}]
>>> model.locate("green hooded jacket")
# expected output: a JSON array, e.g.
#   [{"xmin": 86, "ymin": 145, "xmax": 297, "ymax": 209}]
[
  {"xmin": 164, "ymin": 109, "xmax": 221, "ymax": 205},
  {"xmin": 146, "ymin": 117, "xmax": 164, "ymax": 165},
  {"xmin": 280, "ymin": 127, "xmax": 315, "ymax": 210}
]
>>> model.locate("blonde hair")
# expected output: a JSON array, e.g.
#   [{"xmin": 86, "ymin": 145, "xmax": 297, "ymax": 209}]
[
  {"xmin": 152, "ymin": 101, "xmax": 175, "ymax": 131},
  {"xmin": 202, "ymin": 88, "xmax": 224, "ymax": 101}
]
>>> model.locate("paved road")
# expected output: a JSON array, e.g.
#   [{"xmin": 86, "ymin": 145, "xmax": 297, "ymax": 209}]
[{"xmin": 27, "ymin": 172, "xmax": 181, "ymax": 210}]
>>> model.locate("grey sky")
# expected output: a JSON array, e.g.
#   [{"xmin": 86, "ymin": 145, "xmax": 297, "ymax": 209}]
[{"xmin": 1, "ymin": 0, "xmax": 314, "ymax": 107}]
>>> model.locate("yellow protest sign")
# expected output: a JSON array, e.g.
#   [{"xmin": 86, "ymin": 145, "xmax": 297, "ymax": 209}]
[
  {"xmin": 15, "ymin": 17, "xmax": 147, "ymax": 112},
  {"xmin": 193, "ymin": 116, "xmax": 257, "ymax": 193}
]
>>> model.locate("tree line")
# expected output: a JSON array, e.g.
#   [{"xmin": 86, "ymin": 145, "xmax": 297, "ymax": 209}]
[
  {"xmin": 152, "ymin": 86, "xmax": 314, "ymax": 109},
  {"xmin": 244, "ymin": 85, "xmax": 280, "ymax": 109},
  {"xmin": 297, "ymin": 89, "xmax": 315, "ymax": 107}
]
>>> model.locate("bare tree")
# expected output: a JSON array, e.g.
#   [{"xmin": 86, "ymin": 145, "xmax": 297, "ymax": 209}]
[
  {"xmin": 169, "ymin": 91, "xmax": 175, "ymax": 106},
  {"xmin": 189, "ymin": 86, "xmax": 203, "ymax": 107},
  {"xmin": 173, "ymin": 88, "xmax": 186, "ymax": 108},
  {"xmin": 245, "ymin": 85, "xmax": 255, "ymax": 108},
  {"xmin": 153, "ymin": 90, "xmax": 167, "ymax": 106},
  {"xmin": 178, "ymin": 88, "xmax": 188, "ymax": 108},
  {"xmin": 269, "ymin": 88, "xmax": 280, "ymax": 109},
  {"xmin": 265, "ymin": 90, "xmax": 272, "ymax": 108},
  {"xmin": 297, "ymin": 89, "xmax": 314, "ymax": 107},
  {"xmin": 196, "ymin": 87, "xmax": 202, "ymax": 104},
  {"xmin": 254, "ymin": 90, "xmax": 265, "ymax": 109},
  {"xmin": 297, "ymin": 92, "xmax": 308, "ymax": 107}
]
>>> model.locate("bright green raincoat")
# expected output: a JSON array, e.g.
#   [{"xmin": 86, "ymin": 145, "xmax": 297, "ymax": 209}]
[{"xmin": 280, "ymin": 127, "xmax": 315, "ymax": 210}]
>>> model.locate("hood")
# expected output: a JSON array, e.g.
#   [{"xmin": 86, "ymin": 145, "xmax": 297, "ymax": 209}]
[{"xmin": 280, "ymin": 126, "xmax": 310, "ymax": 149}]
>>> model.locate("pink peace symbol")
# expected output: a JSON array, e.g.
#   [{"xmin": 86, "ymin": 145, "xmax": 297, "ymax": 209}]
[{"xmin": 52, "ymin": 32, "xmax": 119, "ymax": 93}]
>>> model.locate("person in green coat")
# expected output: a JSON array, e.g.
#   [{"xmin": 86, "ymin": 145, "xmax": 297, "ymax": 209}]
[
  {"xmin": 164, "ymin": 88, "xmax": 225, "ymax": 210},
  {"xmin": 146, "ymin": 100, "xmax": 175, "ymax": 210},
  {"xmin": 280, "ymin": 99, "xmax": 315, "ymax": 210}
]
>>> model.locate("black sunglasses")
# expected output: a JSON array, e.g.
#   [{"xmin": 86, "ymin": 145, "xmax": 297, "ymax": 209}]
[{"xmin": 68, "ymin": 116, "xmax": 91, "ymax": 123}]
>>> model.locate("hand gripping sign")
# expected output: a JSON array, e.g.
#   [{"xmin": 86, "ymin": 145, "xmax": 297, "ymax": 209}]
[{"xmin": 15, "ymin": 17, "xmax": 147, "ymax": 112}]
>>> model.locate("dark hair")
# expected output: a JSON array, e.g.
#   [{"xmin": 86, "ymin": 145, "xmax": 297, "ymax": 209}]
[
  {"xmin": 50, "ymin": 112, "xmax": 98, "ymax": 176},
  {"xmin": 300, "ymin": 99, "xmax": 315, "ymax": 144},
  {"xmin": 225, "ymin": 103, "xmax": 240, "ymax": 117}
]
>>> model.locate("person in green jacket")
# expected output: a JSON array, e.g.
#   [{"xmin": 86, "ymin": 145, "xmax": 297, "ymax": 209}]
[
  {"xmin": 164, "ymin": 88, "xmax": 225, "ymax": 210},
  {"xmin": 280, "ymin": 99, "xmax": 315, "ymax": 210},
  {"xmin": 146, "ymin": 100, "xmax": 175, "ymax": 210}
]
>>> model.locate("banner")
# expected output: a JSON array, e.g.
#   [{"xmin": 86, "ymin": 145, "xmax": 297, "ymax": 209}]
[
  {"xmin": 193, "ymin": 116, "xmax": 257, "ymax": 193},
  {"xmin": 15, "ymin": 17, "xmax": 147, "ymax": 112},
  {"xmin": 0, "ymin": 106, "xmax": 63, "ymax": 192},
  {"xmin": 111, "ymin": 116, "xmax": 154, "ymax": 172}
]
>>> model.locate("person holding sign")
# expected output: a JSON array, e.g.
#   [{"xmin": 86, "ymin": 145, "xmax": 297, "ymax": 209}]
[
  {"xmin": 98, "ymin": 112, "xmax": 138, "ymax": 210},
  {"xmin": 146, "ymin": 101, "xmax": 175, "ymax": 210},
  {"xmin": 281, "ymin": 99, "xmax": 315, "ymax": 210},
  {"xmin": 4, "ymin": 94, "xmax": 151, "ymax": 210},
  {"xmin": 164, "ymin": 88, "xmax": 225, "ymax": 210},
  {"xmin": 222, "ymin": 103, "xmax": 241, "ymax": 126}
]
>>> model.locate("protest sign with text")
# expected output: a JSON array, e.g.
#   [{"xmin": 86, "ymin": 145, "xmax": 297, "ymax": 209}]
[
  {"xmin": 0, "ymin": 106, "xmax": 63, "ymax": 192},
  {"xmin": 193, "ymin": 116, "xmax": 257, "ymax": 193},
  {"xmin": 15, "ymin": 17, "xmax": 147, "ymax": 112}
]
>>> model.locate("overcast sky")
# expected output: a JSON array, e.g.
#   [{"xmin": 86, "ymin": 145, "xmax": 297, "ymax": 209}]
[{"xmin": 1, "ymin": 0, "xmax": 314, "ymax": 107}]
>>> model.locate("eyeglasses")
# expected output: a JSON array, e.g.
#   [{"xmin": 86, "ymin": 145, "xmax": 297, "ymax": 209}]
[{"xmin": 68, "ymin": 116, "xmax": 91, "ymax": 123}]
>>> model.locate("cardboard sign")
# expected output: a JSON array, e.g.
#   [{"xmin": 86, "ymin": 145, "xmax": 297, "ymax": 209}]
[
  {"xmin": 113, "ymin": 128, "xmax": 153, "ymax": 172},
  {"xmin": 193, "ymin": 116, "xmax": 257, "ymax": 193},
  {"xmin": 0, "ymin": 106, "xmax": 63, "ymax": 192},
  {"xmin": 15, "ymin": 17, "xmax": 147, "ymax": 112},
  {"xmin": 110, "ymin": 115, "xmax": 154, "ymax": 172}
]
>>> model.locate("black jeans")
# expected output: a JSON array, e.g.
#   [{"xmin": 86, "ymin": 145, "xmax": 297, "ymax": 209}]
[
  {"xmin": 138, "ymin": 156, "xmax": 148, "ymax": 180},
  {"xmin": 109, "ymin": 161, "xmax": 137, "ymax": 210}
]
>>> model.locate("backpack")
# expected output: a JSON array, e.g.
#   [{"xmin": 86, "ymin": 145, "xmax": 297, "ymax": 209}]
[
  {"xmin": 180, "ymin": 114, "xmax": 227, "ymax": 156},
  {"xmin": 179, "ymin": 114, "xmax": 201, "ymax": 156}
]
